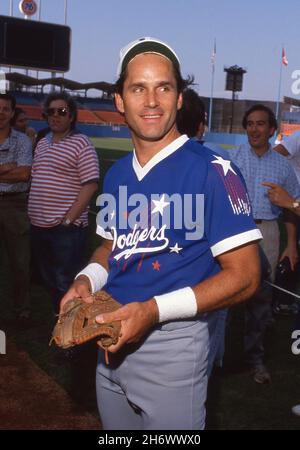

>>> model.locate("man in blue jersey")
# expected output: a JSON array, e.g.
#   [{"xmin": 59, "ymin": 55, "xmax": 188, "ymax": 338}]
[{"xmin": 60, "ymin": 37, "xmax": 261, "ymax": 430}]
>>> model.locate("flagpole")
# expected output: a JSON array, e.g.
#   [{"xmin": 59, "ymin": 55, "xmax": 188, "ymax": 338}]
[
  {"xmin": 276, "ymin": 45, "xmax": 287, "ymax": 121},
  {"xmin": 208, "ymin": 65, "xmax": 215, "ymax": 132},
  {"xmin": 275, "ymin": 54, "xmax": 283, "ymax": 121},
  {"xmin": 208, "ymin": 39, "xmax": 216, "ymax": 132}
]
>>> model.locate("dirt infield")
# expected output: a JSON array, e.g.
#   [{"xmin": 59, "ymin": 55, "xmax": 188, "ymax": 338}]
[{"xmin": 0, "ymin": 340, "xmax": 101, "ymax": 430}]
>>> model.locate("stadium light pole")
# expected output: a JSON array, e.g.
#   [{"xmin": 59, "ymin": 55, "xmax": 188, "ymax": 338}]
[
  {"xmin": 38, "ymin": 0, "xmax": 42, "ymax": 19},
  {"xmin": 61, "ymin": 0, "xmax": 68, "ymax": 83},
  {"xmin": 64, "ymin": 0, "xmax": 68, "ymax": 25},
  {"xmin": 36, "ymin": 0, "xmax": 42, "ymax": 91},
  {"xmin": 8, "ymin": 1, "xmax": 14, "ymax": 73}
]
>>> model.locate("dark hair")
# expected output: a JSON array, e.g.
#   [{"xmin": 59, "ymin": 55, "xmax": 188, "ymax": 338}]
[
  {"xmin": 114, "ymin": 62, "xmax": 193, "ymax": 96},
  {"xmin": 11, "ymin": 107, "xmax": 26, "ymax": 126},
  {"xmin": 176, "ymin": 88, "xmax": 205, "ymax": 137},
  {"xmin": 44, "ymin": 91, "xmax": 77, "ymax": 128},
  {"xmin": 242, "ymin": 104, "xmax": 277, "ymax": 131},
  {"xmin": 0, "ymin": 93, "xmax": 16, "ymax": 110}
]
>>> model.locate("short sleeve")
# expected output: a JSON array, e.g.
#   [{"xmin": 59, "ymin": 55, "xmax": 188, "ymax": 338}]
[
  {"xmin": 16, "ymin": 134, "xmax": 32, "ymax": 166},
  {"xmin": 283, "ymin": 160, "xmax": 300, "ymax": 198},
  {"xmin": 96, "ymin": 169, "xmax": 114, "ymax": 240},
  {"xmin": 204, "ymin": 159, "xmax": 262, "ymax": 257},
  {"xmin": 282, "ymin": 131, "xmax": 300, "ymax": 158},
  {"xmin": 77, "ymin": 143, "xmax": 100, "ymax": 184}
]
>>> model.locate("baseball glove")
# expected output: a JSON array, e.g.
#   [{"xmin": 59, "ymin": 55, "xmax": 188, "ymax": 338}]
[{"xmin": 50, "ymin": 290, "xmax": 122, "ymax": 362}]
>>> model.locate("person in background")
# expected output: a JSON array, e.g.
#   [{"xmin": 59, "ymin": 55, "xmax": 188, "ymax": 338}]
[
  {"xmin": 274, "ymin": 130, "xmax": 300, "ymax": 184},
  {"xmin": 231, "ymin": 104, "xmax": 299, "ymax": 384},
  {"xmin": 28, "ymin": 92, "xmax": 99, "ymax": 314},
  {"xmin": 176, "ymin": 87, "xmax": 228, "ymax": 158},
  {"xmin": 258, "ymin": 181, "xmax": 300, "ymax": 418},
  {"xmin": 11, "ymin": 107, "xmax": 36, "ymax": 147},
  {"xmin": 0, "ymin": 93, "xmax": 32, "ymax": 324},
  {"xmin": 176, "ymin": 87, "xmax": 228, "ymax": 374}
]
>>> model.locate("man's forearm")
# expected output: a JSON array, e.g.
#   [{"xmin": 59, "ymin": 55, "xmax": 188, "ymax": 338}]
[
  {"xmin": 0, "ymin": 166, "xmax": 31, "ymax": 184},
  {"xmin": 89, "ymin": 240, "xmax": 112, "ymax": 272},
  {"xmin": 64, "ymin": 182, "xmax": 98, "ymax": 223},
  {"xmin": 0, "ymin": 163, "xmax": 17, "ymax": 175},
  {"xmin": 274, "ymin": 144, "xmax": 290, "ymax": 157},
  {"xmin": 192, "ymin": 247, "xmax": 260, "ymax": 314},
  {"xmin": 75, "ymin": 240, "xmax": 112, "ymax": 293},
  {"xmin": 284, "ymin": 212, "xmax": 298, "ymax": 247},
  {"xmin": 94, "ymin": 243, "xmax": 261, "ymax": 352},
  {"xmin": 154, "ymin": 242, "xmax": 261, "ymax": 322},
  {"xmin": 0, "ymin": 166, "xmax": 31, "ymax": 183}
]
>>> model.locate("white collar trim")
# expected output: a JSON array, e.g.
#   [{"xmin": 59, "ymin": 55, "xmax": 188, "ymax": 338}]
[{"xmin": 132, "ymin": 134, "xmax": 189, "ymax": 181}]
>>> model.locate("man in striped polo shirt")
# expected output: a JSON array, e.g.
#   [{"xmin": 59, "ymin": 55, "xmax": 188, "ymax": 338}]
[{"xmin": 28, "ymin": 92, "xmax": 99, "ymax": 313}]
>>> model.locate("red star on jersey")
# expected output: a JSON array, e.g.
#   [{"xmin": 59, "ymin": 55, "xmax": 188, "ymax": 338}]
[{"xmin": 152, "ymin": 260, "xmax": 161, "ymax": 271}]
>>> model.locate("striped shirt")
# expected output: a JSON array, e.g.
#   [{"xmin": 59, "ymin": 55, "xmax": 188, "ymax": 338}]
[{"xmin": 28, "ymin": 131, "xmax": 99, "ymax": 228}]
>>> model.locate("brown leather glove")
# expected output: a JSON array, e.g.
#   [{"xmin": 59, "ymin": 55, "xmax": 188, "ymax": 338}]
[{"xmin": 50, "ymin": 290, "xmax": 122, "ymax": 357}]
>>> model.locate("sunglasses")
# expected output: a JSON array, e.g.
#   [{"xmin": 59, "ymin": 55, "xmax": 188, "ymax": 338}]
[{"xmin": 44, "ymin": 107, "xmax": 69, "ymax": 117}]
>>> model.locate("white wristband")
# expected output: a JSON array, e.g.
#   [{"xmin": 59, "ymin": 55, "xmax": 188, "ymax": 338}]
[
  {"xmin": 154, "ymin": 287, "xmax": 198, "ymax": 323},
  {"xmin": 75, "ymin": 263, "xmax": 108, "ymax": 294}
]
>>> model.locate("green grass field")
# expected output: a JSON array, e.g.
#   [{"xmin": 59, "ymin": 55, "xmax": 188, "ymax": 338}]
[
  {"xmin": 91, "ymin": 137, "xmax": 132, "ymax": 163},
  {"xmin": 91, "ymin": 137, "xmax": 133, "ymax": 152},
  {"xmin": 90, "ymin": 137, "xmax": 235, "ymax": 155}
]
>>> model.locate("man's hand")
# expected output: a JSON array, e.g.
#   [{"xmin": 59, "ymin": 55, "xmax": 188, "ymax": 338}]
[
  {"xmin": 59, "ymin": 275, "xmax": 93, "ymax": 314},
  {"xmin": 0, "ymin": 162, "xmax": 17, "ymax": 175},
  {"xmin": 95, "ymin": 299, "xmax": 159, "ymax": 353},
  {"xmin": 279, "ymin": 246, "xmax": 298, "ymax": 271},
  {"xmin": 262, "ymin": 181, "xmax": 293, "ymax": 209}
]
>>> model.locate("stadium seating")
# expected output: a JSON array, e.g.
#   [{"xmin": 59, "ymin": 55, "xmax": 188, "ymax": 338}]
[
  {"xmin": 13, "ymin": 91, "xmax": 127, "ymax": 137},
  {"xmin": 77, "ymin": 109, "xmax": 103, "ymax": 124},
  {"xmin": 94, "ymin": 111, "xmax": 125, "ymax": 125},
  {"xmin": 280, "ymin": 122, "xmax": 300, "ymax": 136},
  {"xmin": 19, "ymin": 105, "xmax": 43, "ymax": 120}
]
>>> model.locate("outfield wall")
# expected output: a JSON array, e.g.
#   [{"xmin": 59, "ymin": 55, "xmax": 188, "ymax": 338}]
[
  {"xmin": 29, "ymin": 121, "xmax": 275, "ymax": 147},
  {"xmin": 30, "ymin": 120, "xmax": 131, "ymax": 138}
]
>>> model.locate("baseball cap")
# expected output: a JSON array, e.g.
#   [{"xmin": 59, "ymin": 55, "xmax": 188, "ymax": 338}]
[{"xmin": 116, "ymin": 37, "xmax": 181, "ymax": 77}]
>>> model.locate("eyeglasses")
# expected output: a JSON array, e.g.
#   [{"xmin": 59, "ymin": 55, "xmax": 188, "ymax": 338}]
[{"xmin": 44, "ymin": 107, "xmax": 69, "ymax": 117}]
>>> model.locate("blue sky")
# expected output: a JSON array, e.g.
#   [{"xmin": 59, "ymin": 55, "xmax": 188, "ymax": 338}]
[{"xmin": 1, "ymin": 0, "xmax": 300, "ymax": 102}]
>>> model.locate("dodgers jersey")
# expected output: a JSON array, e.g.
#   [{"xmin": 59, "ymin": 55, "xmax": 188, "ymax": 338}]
[{"xmin": 96, "ymin": 135, "xmax": 261, "ymax": 305}]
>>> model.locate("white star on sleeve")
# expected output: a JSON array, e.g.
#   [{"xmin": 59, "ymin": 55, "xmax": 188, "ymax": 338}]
[{"xmin": 211, "ymin": 155, "xmax": 237, "ymax": 176}]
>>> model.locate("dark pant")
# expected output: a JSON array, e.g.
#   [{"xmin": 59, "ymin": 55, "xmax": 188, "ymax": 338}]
[
  {"xmin": 0, "ymin": 194, "xmax": 31, "ymax": 316},
  {"xmin": 31, "ymin": 224, "xmax": 88, "ymax": 313},
  {"xmin": 244, "ymin": 283, "xmax": 271, "ymax": 367}
]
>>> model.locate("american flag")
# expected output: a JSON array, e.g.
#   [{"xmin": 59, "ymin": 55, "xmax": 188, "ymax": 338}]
[{"xmin": 282, "ymin": 47, "xmax": 288, "ymax": 66}]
